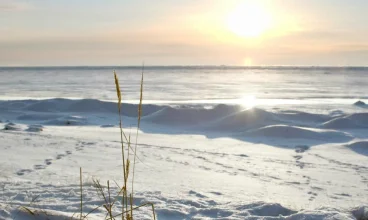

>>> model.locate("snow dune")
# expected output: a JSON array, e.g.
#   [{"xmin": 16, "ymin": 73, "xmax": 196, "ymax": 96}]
[
  {"xmin": 245, "ymin": 125, "xmax": 352, "ymax": 141},
  {"xmin": 1, "ymin": 98, "xmax": 367, "ymax": 142},
  {"xmin": 1, "ymin": 98, "xmax": 368, "ymax": 219},
  {"xmin": 321, "ymin": 113, "xmax": 368, "ymax": 129},
  {"xmin": 346, "ymin": 140, "xmax": 368, "ymax": 156},
  {"xmin": 143, "ymin": 104, "xmax": 241, "ymax": 126}
]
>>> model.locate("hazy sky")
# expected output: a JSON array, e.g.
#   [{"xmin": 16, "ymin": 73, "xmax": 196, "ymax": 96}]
[{"xmin": 1, "ymin": 0, "xmax": 368, "ymax": 66}]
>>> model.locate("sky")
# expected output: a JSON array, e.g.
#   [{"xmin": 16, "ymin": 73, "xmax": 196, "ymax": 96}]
[{"xmin": 1, "ymin": 0, "xmax": 368, "ymax": 66}]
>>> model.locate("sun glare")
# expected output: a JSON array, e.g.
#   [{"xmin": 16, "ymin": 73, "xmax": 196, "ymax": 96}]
[
  {"xmin": 226, "ymin": 2, "xmax": 271, "ymax": 38},
  {"xmin": 240, "ymin": 95, "xmax": 257, "ymax": 108}
]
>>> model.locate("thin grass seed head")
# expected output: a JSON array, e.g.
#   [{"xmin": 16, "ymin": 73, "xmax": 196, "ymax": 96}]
[
  {"xmin": 114, "ymin": 71, "xmax": 122, "ymax": 109},
  {"xmin": 126, "ymin": 159, "xmax": 130, "ymax": 180}
]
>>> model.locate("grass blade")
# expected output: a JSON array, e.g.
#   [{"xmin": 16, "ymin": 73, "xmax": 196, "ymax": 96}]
[{"xmin": 80, "ymin": 167, "xmax": 83, "ymax": 220}]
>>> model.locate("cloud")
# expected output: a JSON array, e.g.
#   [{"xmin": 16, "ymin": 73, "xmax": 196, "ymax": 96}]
[{"xmin": 0, "ymin": 0, "xmax": 30, "ymax": 11}]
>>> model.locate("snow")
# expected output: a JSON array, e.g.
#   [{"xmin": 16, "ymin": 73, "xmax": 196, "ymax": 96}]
[
  {"xmin": 354, "ymin": 100, "xmax": 366, "ymax": 107},
  {"xmin": 0, "ymin": 67, "xmax": 368, "ymax": 219},
  {"xmin": 4, "ymin": 123, "xmax": 24, "ymax": 131},
  {"xmin": 244, "ymin": 125, "xmax": 352, "ymax": 141},
  {"xmin": 321, "ymin": 113, "xmax": 368, "ymax": 129},
  {"xmin": 0, "ymin": 98, "xmax": 367, "ymax": 219},
  {"xmin": 346, "ymin": 141, "xmax": 368, "ymax": 156}
]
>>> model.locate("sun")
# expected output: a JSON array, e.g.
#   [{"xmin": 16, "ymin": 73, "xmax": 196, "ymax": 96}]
[{"xmin": 226, "ymin": 2, "xmax": 271, "ymax": 38}]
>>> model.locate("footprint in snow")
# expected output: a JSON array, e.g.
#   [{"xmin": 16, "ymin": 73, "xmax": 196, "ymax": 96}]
[
  {"xmin": 16, "ymin": 169, "xmax": 32, "ymax": 176},
  {"xmin": 45, "ymin": 159, "xmax": 52, "ymax": 165},
  {"xmin": 34, "ymin": 164, "xmax": 46, "ymax": 170},
  {"xmin": 75, "ymin": 145, "xmax": 84, "ymax": 151},
  {"xmin": 310, "ymin": 186, "xmax": 324, "ymax": 191},
  {"xmin": 56, "ymin": 154, "xmax": 65, "ymax": 160},
  {"xmin": 209, "ymin": 191, "xmax": 223, "ymax": 195},
  {"xmin": 295, "ymin": 145, "xmax": 310, "ymax": 153},
  {"xmin": 308, "ymin": 191, "xmax": 318, "ymax": 196},
  {"xmin": 308, "ymin": 191, "xmax": 318, "ymax": 201},
  {"xmin": 285, "ymin": 181, "xmax": 301, "ymax": 185},
  {"xmin": 296, "ymin": 161, "xmax": 305, "ymax": 169},
  {"xmin": 199, "ymin": 165, "xmax": 211, "ymax": 171},
  {"xmin": 189, "ymin": 190, "xmax": 207, "ymax": 198},
  {"xmin": 81, "ymin": 142, "xmax": 95, "ymax": 145},
  {"xmin": 55, "ymin": 151, "xmax": 71, "ymax": 160},
  {"xmin": 335, "ymin": 193, "xmax": 351, "ymax": 197},
  {"xmin": 303, "ymin": 176, "xmax": 311, "ymax": 185}
]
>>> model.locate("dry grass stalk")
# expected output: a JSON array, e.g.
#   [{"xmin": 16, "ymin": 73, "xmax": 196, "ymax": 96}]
[
  {"xmin": 80, "ymin": 167, "xmax": 83, "ymax": 220},
  {"xmin": 113, "ymin": 69, "xmax": 155, "ymax": 220},
  {"xmin": 21, "ymin": 70, "xmax": 155, "ymax": 220},
  {"xmin": 76, "ymin": 70, "xmax": 135, "ymax": 219}
]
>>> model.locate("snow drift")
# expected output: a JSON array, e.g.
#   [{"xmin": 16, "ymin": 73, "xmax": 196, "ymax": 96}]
[
  {"xmin": 245, "ymin": 125, "xmax": 353, "ymax": 141},
  {"xmin": 321, "ymin": 113, "xmax": 368, "ymax": 129},
  {"xmin": 346, "ymin": 140, "xmax": 368, "ymax": 156},
  {"xmin": 0, "ymin": 98, "xmax": 367, "ymax": 140}
]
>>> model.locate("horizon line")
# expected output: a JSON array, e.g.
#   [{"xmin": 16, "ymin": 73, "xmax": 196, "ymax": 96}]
[{"xmin": 1, "ymin": 65, "xmax": 368, "ymax": 69}]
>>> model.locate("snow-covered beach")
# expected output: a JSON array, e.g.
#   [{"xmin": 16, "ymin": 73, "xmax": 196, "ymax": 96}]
[{"xmin": 0, "ymin": 67, "xmax": 367, "ymax": 219}]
